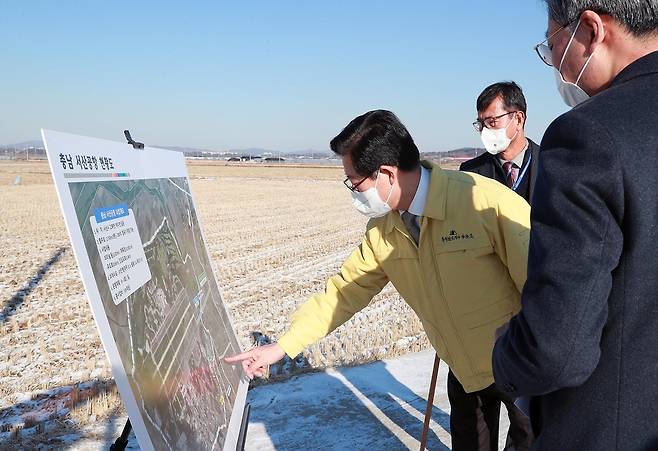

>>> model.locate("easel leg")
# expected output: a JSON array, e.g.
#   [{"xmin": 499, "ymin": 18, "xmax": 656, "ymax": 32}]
[
  {"xmin": 236, "ymin": 403, "xmax": 251, "ymax": 451},
  {"xmin": 110, "ymin": 419, "xmax": 132, "ymax": 451}
]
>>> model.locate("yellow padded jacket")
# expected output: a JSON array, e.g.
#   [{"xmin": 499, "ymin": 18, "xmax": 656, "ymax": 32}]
[{"xmin": 278, "ymin": 161, "xmax": 530, "ymax": 392}]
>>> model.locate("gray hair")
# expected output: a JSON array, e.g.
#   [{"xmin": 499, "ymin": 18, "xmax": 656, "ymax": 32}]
[{"xmin": 545, "ymin": 0, "xmax": 658, "ymax": 36}]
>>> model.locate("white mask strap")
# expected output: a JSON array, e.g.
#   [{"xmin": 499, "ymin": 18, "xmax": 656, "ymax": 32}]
[
  {"xmin": 575, "ymin": 51, "xmax": 595, "ymax": 85},
  {"xmin": 375, "ymin": 169, "xmax": 394, "ymax": 205},
  {"xmin": 558, "ymin": 20, "xmax": 581, "ymax": 73}
]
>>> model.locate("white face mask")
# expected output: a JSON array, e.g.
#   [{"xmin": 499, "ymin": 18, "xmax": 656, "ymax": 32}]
[
  {"xmin": 480, "ymin": 114, "xmax": 519, "ymax": 155},
  {"xmin": 351, "ymin": 170, "xmax": 393, "ymax": 218},
  {"xmin": 554, "ymin": 20, "xmax": 596, "ymax": 108}
]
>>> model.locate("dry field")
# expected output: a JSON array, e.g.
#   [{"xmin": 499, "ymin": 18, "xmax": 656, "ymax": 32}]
[{"xmin": 0, "ymin": 158, "xmax": 459, "ymax": 447}]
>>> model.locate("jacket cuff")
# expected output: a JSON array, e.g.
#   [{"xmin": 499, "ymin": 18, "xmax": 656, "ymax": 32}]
[
  {"xmin": 492, "ymin": 337, "xmax": 519, "ymax": 397},
  {"xmin": 278, "ymin": 332, "xmax": 305, "ymax": 358}
]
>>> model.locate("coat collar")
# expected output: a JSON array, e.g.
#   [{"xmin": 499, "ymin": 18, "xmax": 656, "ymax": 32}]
[
  {"xmin": 382, "ymin": 160, "xmax": 447, "ymax": 236},
  {"xmin": 611, "ymin": 50, "xmax": 658, "ymax": 87}
]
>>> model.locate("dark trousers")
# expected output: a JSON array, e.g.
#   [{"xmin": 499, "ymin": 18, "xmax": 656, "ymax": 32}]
[{"xmin": 447, "ymin": 369, "xmax": 533, "ymax": 451}]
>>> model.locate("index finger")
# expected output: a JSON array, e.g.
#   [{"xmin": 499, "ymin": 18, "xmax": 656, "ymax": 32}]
[{"xmin": 224, "ymin": 349, "xmax": 256, "ymax": 363}]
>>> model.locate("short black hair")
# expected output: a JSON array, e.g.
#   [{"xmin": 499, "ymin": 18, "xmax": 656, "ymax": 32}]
[
  {"xmin": 545, "ymin": 0, "xmax": 658, "ymax": 36},
  {"xmin": 477, "ymin": 81, "xmax": 528, "ymax": 120},
  {"xmin": 330, "ymin": 110, "xmax": 420, "ymax": 177}
]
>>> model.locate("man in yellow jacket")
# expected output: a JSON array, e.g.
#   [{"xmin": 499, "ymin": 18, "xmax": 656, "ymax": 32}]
[{"xmin": 226, "ymin": 110, "xmax": 530, "ymax": 449}]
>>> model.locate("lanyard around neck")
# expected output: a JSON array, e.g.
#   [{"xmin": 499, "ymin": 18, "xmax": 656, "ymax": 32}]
[{"xmin": 510, "ymin": 151, "xmax": 532, "ymax": 192}]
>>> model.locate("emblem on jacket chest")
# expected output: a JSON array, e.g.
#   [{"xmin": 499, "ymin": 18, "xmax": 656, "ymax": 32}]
[{"xmin": 441, "ymin": 230, "xmax": 475, "ymax": 243}]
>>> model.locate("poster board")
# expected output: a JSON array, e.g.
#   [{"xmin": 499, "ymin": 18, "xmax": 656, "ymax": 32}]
[{"xmin": 42, "ymin": 129, "xmax": 248, "ymax": 450}]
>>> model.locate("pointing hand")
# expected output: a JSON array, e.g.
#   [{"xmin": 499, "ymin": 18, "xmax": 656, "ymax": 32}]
[{"xmin": 224, "ymin": 343, "xmax": 286, "ymax": 379}]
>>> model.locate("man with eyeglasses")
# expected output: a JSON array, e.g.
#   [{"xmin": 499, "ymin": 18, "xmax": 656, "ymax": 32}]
[
  {"xmin": 227, "ymin": 109, "xmax": 531, "ymax": 450},
  {"xmin": 452, "ymin": 81, "xmax": 539, "ymax": 450},
  {"xmin": 461, "ymin": 82, "xmax": 540, "ymax": 203},
  {"xmin": 492, "ymin": 1, "xmax": 658, "ymax": 449}
]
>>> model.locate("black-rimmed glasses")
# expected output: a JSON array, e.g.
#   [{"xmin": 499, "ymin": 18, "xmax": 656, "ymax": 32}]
[
  {"xmin": 472, "ymin": 111, "xmax": 519, "ymax": 133},
  {"xmin": 343, "ymin": 175, "xmax": 370, "ymax": 192}
]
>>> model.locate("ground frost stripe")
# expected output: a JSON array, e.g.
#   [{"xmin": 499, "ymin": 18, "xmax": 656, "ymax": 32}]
[
  {"xmin": 222, "ymin": 248, "xmax": 353, "ymax": 293},
  {"xmin": 327, "ymin": 368, "xmax": 419, "ymax": 445}
]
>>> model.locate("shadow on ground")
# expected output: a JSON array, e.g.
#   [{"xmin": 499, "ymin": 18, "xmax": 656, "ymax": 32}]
[
  {"xmin": 246, "ymin": 356, "xmax": 450, "ymax": 451},
  {"xmin": 1, "ymin": 246, "xmax": 67, "ymax": 323}
]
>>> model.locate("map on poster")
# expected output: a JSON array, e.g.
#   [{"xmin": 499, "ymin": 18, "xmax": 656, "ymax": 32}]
[{"xmin": 42, "ymin": 129, "xmax": 248, "ymax": 451}]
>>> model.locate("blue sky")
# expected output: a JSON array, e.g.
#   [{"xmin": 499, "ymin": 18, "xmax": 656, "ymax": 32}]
[{"xmin": 1, "ymin": 1, "xmax": 566, "ymax": 151}]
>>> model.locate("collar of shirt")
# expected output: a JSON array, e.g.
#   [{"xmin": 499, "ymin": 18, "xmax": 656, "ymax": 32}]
[
  {"xmin": 499, "ymin": 140, "xmax": 528, "ymax": 168},
  {"xmin": 405, "ymin": 165, "xmax": 430, "ymax": 216}
]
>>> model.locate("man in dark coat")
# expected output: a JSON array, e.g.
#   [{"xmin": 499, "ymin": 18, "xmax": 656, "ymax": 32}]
[
  {"xmin": 461, "ymin": 82, "xmax": 540, "ymax": 204},
  {"xmin": 493, "ymin": 1, "xmax": 658, "ymax": 449},
  {"xmin": 454, "ymin": 81, "xmax": 539, "ymax": 450}
]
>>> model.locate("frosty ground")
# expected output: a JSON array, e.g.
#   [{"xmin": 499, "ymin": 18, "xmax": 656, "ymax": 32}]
[{"xmin": 59, "ymin": 350, "xmax": 511, "ymax": 450}]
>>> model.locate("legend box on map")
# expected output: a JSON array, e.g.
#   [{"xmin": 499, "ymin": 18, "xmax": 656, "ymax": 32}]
[{"xmin": 91, "ymin": 204, "xmax": 151, "ymax": 305}]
